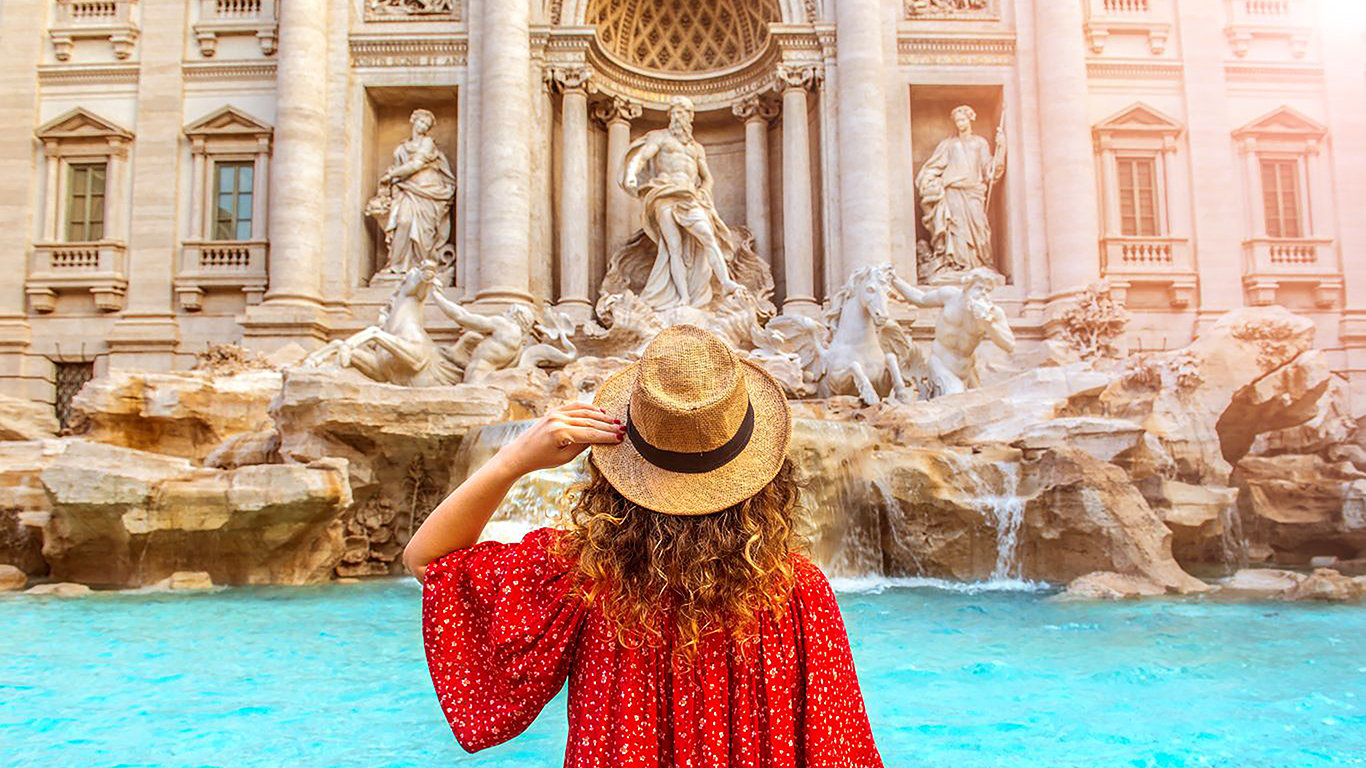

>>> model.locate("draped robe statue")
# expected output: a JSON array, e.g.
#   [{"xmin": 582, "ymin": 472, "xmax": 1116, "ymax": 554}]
[
  {"xmin": 915, "ymin": 105, "xmax": 1006, "ymax": 274},
  {"xmin": 368, "ymin": 108, "xmax": 456, "ymax": 276}
]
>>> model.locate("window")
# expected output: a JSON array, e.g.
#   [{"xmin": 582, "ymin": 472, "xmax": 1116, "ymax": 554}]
[
  {"xmin": 1117, "ymin": 156, "xmax": 1158, "ymax": 237},
  {"xmin": 53, "ymin": 360, "xmax": 95, "ymax": 430},
  {"xmin": 214, "ymin": 161, "xmax": 254, "ymax": 241},
  {"xmin": 65, "ymin": 162, "xmax": 107, "ymax": 241},
  {"xmin": 1260, "ymin": 158, "xmax": 1302, "ymax": 239}
]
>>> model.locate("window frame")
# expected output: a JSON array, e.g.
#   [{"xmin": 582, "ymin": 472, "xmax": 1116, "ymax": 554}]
[
  {"xmin": 1115, "ymin": 153, "xmax": 1162, "ymax": 238},
  {"xmin": 64, "ymin": 161, "xmax": 109, "ymax": 242},
  {"xmin": 212, "ymin": 158, "xmax": 256, "ymax": 242}
]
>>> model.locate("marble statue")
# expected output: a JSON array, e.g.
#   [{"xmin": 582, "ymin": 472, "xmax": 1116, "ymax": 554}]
[
  {"xmin": 302, "ymin": 265, "xmax": 462, "ymax": 386},
  {"xmin": 430, "ymin": 291, "xmax": 536, "ymax": 384},
  {"xmin": 915, "ymin": 105, "xmax": 1006, "ymax": 276},
  {"xmin": 891, "ymin": 266, "xmax": 1015, "ymax": 396},
  {"xmin": 906, "ymin": 0, "xmax": 991, "ymax": 16},
  {"xmin": 614, "ymin": 95, "xmax": 746, "ymax": 310},
  {"xmin": 516, "ymin": 309, "xmax": 579, "ymax": 370},
  {"xmin": 365, "ymin": 108, "xmax": 456, "ymax": 277},
  {"xmin": 766, "ymin": 264, "xmax": 921, "ymax": 406}
]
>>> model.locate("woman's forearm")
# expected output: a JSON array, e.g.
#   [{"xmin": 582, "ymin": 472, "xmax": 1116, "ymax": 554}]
[{"xmin": 401, "ymin": 453, "xmax": 522, "ymax": 581}]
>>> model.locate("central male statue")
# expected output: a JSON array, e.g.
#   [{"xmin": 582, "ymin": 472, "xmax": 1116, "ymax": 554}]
[{"xmin": 619, "ymin": 95, "xmax": 745, "ymax": 310}]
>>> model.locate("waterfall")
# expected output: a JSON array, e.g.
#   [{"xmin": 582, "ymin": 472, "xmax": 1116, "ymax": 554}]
[
  {"xmin": 982, "ymin": 462, "xmax": 1025, "ymax": 582},
  {"xmin": 1218, "ymin": 497, "xmax": 1250, "ymax": 573}
]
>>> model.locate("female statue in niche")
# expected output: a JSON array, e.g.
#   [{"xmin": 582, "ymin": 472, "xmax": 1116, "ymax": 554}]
[
  {"xmin": 367, "ymin": 108, "xmax": 457, "ymax": 276},
  {"xmin": 915, "ymin": 104, "xmax": 1006, "ymax": 276}
]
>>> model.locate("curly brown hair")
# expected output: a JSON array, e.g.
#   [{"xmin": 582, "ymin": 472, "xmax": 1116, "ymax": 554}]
[{"xmin": 550, "ymin": 457, "xmax": 808, "ymax": 664}]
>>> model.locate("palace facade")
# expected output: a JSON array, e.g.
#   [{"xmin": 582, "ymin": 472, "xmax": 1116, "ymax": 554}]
[{"xmin": 2, "ymin": 0, "xmax": 1365, "ymax": 416}]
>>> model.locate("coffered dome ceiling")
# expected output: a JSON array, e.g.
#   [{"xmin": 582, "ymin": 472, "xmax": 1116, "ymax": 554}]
[{"xmin": 585, "ymin": 0, "xmax": 782, "ymax": 74}]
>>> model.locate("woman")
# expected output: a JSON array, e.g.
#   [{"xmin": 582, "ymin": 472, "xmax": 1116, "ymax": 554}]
[
  {"xmin": 403, "ymin": 324, "xmax": 884, "ymax": 767},
  {"xmin": 374, "ymin": 108, "xmax": 456, "ymax": 275}
]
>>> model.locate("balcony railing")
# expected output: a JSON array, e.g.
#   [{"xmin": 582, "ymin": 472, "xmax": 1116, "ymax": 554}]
[
  {"xmin": 193, "ymin": 0, "xmax": 278, "ymax": 56},
  {"xmin": 1243, "ymin": 237, "xmax": 1340, "ymax": 307},
  {"xmin": 1084, "ymin": 0, "xmax": 1172, "ymax": 54},
  {"xmin": 49, "ymin": 0, "xmax": 139, "ymax": 61},
  {"xmin": 1225, "ymin": 0, "xmax": 1309, "ymax": 57},
  {"xmin": 174, "ymin": 239, "xmax": 269, "ymax": 311},
  {"xmin": 1100, "ymin": 236, "xmax": 1196, "ymax": 307},
  {"xmin": 27, "ymin": 241, "xmax": 128, "ymax": 312}
]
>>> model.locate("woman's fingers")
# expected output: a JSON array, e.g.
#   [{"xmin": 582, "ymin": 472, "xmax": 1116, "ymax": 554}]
[
  {"xmin": 556, "ymin": 414, "xmax": 621, "ymax": 431},
  {"xmin": 557, "ymin": 425, "xmax": 624, "ymax": 447}
]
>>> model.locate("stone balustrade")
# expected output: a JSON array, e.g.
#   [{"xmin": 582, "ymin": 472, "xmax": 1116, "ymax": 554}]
[
  {"xmin": 49, "ymin": 0, "xmax": 139, "ymax": 60},
  {"xmin": 193, "ymin": 0, "xmax": 278, "ymax": 56},
  {"xmin": 26, "ymin": 241, "xmax": 129, "ymax": 313},
  {"xmin": 1225, "ymin": 0, "xmax": 1309, "ymax": 57},
  {"xmin": 1243, "ymin": 237, "xmax": 1341, "ymax": 307},
  {"xmin": 175, "ymin": 240, "xmax": 270, "ymax": 311},
  {"xmin": 1084, "ymin": 0, "xmax": 1173, "ymax": 54}
]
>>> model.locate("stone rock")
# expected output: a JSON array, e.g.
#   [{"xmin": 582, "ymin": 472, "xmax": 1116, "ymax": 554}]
[
  {"xmin": 874, "ymin": 442, "xmax": 1207, "ymax": 591},
  {"xmin": 1059, "ymin": 571, "xmax": 1169, "ymax": 600},
  {"xmin": 0, "ymin": 393, "xmax": 59, "ymax": 440},
  {"xmin": 1219, "ymin": 567, "xmax": 1306, "ymax": 597},
  {"xmin": 25, "ymin": 582, "xmax": 91, "ymax": 597},
  {"xmin": 0, "ymin": 563, "xmax": 27, "ymax": 590},
  {"xmin": 70, "ymin": 369, "xmax": 282, "ymax": 463},
  {"xmin": 1136, "ymin": 478, "xmax": 1238, "ymax": 565},
  {"xmin": 39, "ymin": 440, "xmax": 352, "ymax": 587},
  {"xmin": 204, "ymin": 428, "xmax": 280, "ymax": 469},
  {"xmin": 273, "ymin": 367, "xmax": 508, "ymax": 493},
  {"xmin": 0, "ymin": 440, "xmax": 62, "ymax": 575},
  {"xmin": 548, "ymin": 356, "xmax": 633, "ymax": 402},
  {"xmin": 272, "ymin": 367, "xmax": 507, "ymax": 576},
  {"xmin": 868, "ymin": 362, "xmax": 1115, "ymax": 446},
  {"xmin": 1235, "ymin": 453, "xmax": 1366, "ymax": 565},
  {"xmin": 1283, "ymin": 567, "xmax": 1364, "ymax": 601},
  {"xmin": 1216, "ymin": 349, "xmax": 1332, "ymax": 465},
  {"xmin": 161, "ymin": 571, "xmax": 214, "ymax": 590}
]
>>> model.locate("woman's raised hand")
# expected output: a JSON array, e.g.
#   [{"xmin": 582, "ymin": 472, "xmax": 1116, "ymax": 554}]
[{"xmin": 494, "ymin": 402, "xmax": 625, "ymax": 476}]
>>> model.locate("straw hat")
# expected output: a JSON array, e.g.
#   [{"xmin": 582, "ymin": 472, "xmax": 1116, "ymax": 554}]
[{"xmin": 590, "ymin": 324, "xmax": 792, "ymax": 516}]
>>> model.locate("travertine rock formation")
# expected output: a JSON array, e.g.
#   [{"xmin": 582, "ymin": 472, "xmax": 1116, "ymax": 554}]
[
  {"xmin": 70, "ymin": 369, "xmax": 281, "ymax": 463},
  {"xmin": 38, "ymin": 440, "xmax": 351, "ymax": 587},
  {"xmin": 0, "ymin": 393, "xmax": 59, "ymax": 441}
]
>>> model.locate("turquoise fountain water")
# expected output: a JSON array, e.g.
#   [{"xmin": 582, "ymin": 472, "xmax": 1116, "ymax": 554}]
[{"xmin": 3, "ymin": 579, "xmax": 1363, "ymax": 767}]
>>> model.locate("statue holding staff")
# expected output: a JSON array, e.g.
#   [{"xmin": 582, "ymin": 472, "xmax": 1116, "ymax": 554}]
[{"xmin": 915, "ymin": 105, "xmax": 1006, "ymax": 274}]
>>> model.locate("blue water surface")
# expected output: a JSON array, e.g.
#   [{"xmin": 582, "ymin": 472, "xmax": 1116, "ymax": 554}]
[{"xmin": 2, "ymin": 578, "xmax": 1363, "ymax": 768}]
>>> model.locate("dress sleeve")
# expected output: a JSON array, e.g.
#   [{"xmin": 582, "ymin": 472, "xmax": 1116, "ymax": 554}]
[
  {"xmin": 791, "ymin": 555, "xmax": 885, "ymax": 768},
  {"xmin": 420, "ymin": 526, "xmax": 587, "ymax": 752}
]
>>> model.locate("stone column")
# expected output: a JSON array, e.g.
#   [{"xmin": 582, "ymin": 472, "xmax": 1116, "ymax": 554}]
[
  {"xmin": 1321, "ymin": 0, "xmax": 1366, "ymax": 410},
  {"xmin": 835, "ymin": 0, "xmax": 893, "ymax": 277},
  {"xmin": 474, "ymin": 0, "xmax": 534, "ymax": 307},
  {"xmin": 1175, "ymin": 0, "xmax": 1246, "ymax": 333},
  {"xmin": 0, "ymin": 0, "xmax": 43, "ymax": 399},
  {"xmin": 1033, "ymin": 0, "xmax": 1102, "ymax": 316},
  {"xmin": 778, "ymin": 65, "xmax": 820, "ymax": 316},
  {"xmin": 107, "ymin": 0, "xmax": 189, "ymax": 368},
  {"xmin": 259, "ymin": 0, "xmax": 327, "ymax": 309},
  {"xmin": 551, "ymin": 66, "xmax": 593, "ymax": 323},
  {"xmin": 732, "ymin": 94, "xmax": 777, "ymax": 268},
  {"xmin": 595, "ymin": 96, "xmax": 642, "ymax": 262}
]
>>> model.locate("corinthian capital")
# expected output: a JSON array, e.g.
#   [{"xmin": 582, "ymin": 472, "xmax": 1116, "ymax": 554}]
[
  {"xmin": 732, "ymin": 94, "xmax": 779, "ymax": 123},
  {"xmin": 545, "ymin": 65, "xmax": 594, "ymax": 94},
  {"xmin": 592, "ymin": 95, "xmax": 643, "ymax": 126},
  {"xmin": 775, "ymin": 63, "xmax": 823, "ymax": 92}
]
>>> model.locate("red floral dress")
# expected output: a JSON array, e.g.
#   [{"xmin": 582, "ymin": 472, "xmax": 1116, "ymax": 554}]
[{"xmin": 420, "ymin": 526, "xmax": 885, "ymax": 767}]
